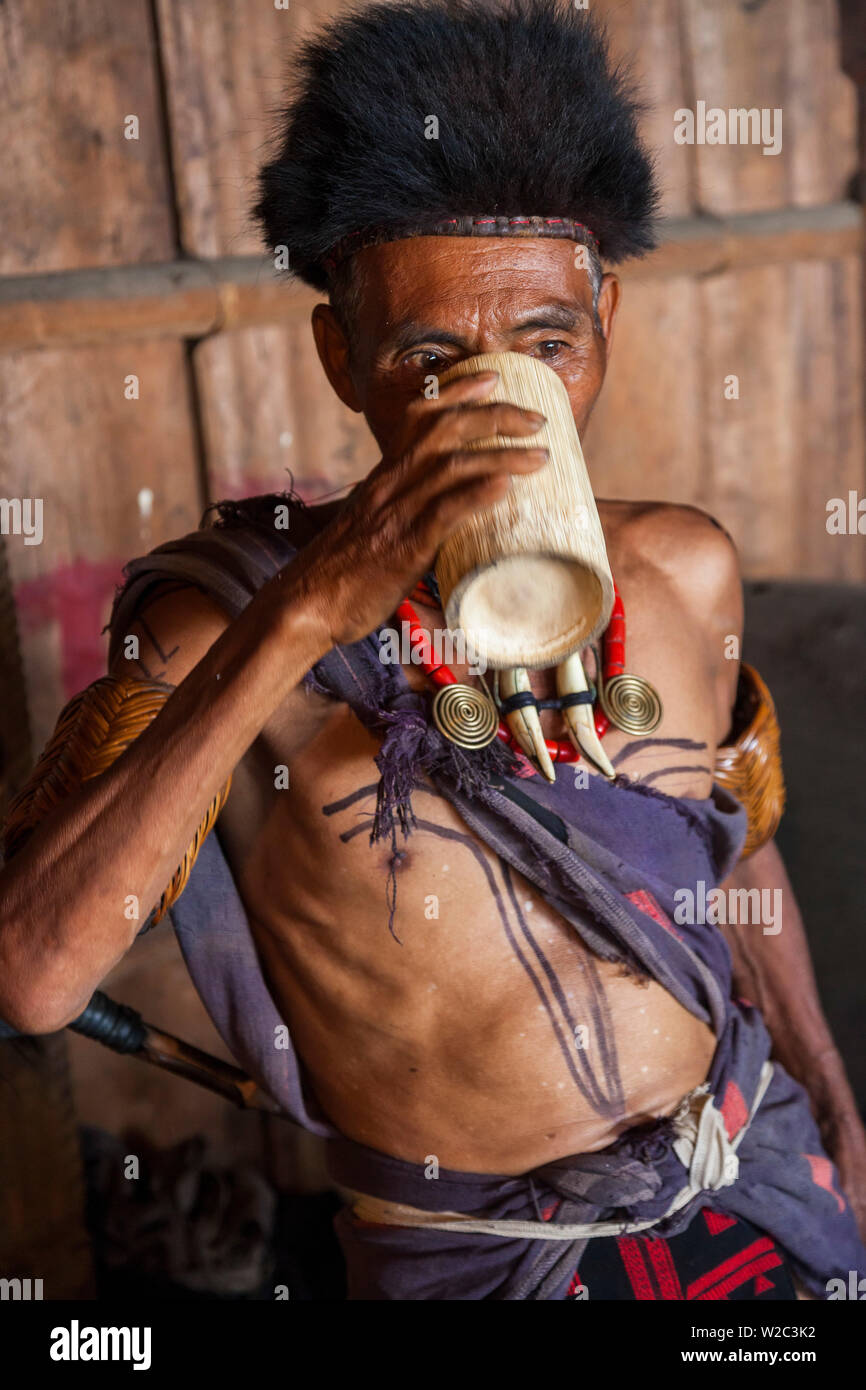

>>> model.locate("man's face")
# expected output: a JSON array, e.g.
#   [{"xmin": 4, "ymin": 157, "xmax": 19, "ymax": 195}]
[{"xmin": 313, "ymin": 236, "xmax": 620, "ymax": 455}]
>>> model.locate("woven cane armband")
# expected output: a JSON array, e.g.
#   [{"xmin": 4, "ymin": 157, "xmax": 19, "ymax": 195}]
[
  {"xmin": 714, "ymin": 664, "xmax": 785, "ymax": 860},
  {"xmin": 2, "ymin": 675, "xmax": 231, "ymax": 925}
]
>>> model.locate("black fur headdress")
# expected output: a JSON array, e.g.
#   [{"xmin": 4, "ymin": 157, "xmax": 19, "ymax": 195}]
[{"xmin": 254, "ymin": 0, "xmax": 658, "ymax": 290}]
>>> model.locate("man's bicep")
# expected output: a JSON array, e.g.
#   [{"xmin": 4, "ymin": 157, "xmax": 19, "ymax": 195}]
[
  {"xmin": 108, "ymin": 582, "xmax": 232, "ymax": 685},
  {"xmin": 658, "ymin": 507, "xmax": 744, "ymax": 744},
  {"xmin": 666, "ymin": 514, "xmax": 743, "ymax": 748},
  {"xmin": 108, "ymin": 578, "xmax": 337, "ymax": 757}
]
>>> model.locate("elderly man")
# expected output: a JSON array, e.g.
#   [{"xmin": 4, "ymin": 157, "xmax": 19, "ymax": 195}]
[{"xmin": 2, "ymin": 0, "xmax": 865, "ymax": 1300}]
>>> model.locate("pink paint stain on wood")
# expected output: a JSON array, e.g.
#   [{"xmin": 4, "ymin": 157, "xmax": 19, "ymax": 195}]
[{"xmin": 15, "ymin": 558, "xmax": 127, "ymax": 699}]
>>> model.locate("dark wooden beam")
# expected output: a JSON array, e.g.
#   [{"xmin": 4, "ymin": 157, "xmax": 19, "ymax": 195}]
[
  {"xmin": 628, "ymin": 203, "xmax": 863, "ymax": 280},
  {"xmin": 0, "ymin": 204, "xmax": 861, "ymax": 351}
]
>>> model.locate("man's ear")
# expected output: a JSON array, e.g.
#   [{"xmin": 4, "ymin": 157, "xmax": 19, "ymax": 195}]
[
  {"xmin": 596, "ymin": 273, "xmax": 621, "ymax": 359},
  {"xmin": 311, "ymin": 303, "xmax": 363, "ymax": 413}
]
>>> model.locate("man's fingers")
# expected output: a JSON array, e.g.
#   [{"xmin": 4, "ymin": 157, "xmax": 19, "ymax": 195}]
[
  {"xmin": 397, "ymin": 445, "xmax": 548, "ymax": 512},
  {"xmin": 414, "ymin": 458, "xmax": 544, "ymax": 547},
  {"xmin": 420, "ymin": 401, "xmax": 546, "ymax": 456},
  {"xmin": 367, "ymin": 371, "xmax": 545, "ymax": 504},
  {"xmin": 403, "ymin": 370, "xmax": 500, "ymax": 420},
  {"xmin": 390, "ymin": 411, "xmax": 547, "ymax": 505},
  {"xmin": 396, "ymin": 371, "xmax": 500, "ymax": 445},
  {"xmin": 398, "ymin": 370, "xmax": 542, "ymax": 454}
]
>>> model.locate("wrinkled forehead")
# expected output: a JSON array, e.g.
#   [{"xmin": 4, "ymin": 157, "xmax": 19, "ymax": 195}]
[{"xmin": 347, "ymin": 236, "xmax": 595, "ymax": 336}]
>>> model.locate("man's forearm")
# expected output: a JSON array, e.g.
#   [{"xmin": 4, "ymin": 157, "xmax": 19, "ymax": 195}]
[{"xmin": 0, "ymin": 565, "xmax": 333, "ymax": 1033}]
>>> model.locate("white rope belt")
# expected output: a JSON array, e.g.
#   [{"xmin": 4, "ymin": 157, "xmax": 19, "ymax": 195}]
[{"xmin": 347, "ymin": 1062, "xmax": 774, "ymax": 1243}]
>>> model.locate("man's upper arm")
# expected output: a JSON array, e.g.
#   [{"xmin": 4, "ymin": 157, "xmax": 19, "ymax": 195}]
[
  {"xmin": 647, "ymin": 504, "xmax": 745, "ymax": 746},
  {"xmin": 108, "ymin": 582, "xmax": 232, "ymax": 686},
  {"xmin": 108, "ymin": 577, "xmax": 338, "ymax": 761},
  {"xmin": 696, "ymin": 518, "xmax": 744, "ymax": 746}
]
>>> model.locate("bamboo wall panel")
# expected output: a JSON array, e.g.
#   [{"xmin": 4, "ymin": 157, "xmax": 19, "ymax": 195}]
[
  {"xmin": 195, "ymin": 325, "xmax": 379, "ymax": 502},
  {"xmin": 0, "ymin": 0, "xmax": 176, "ymax": 274},
  {"xmin": 155, "ymin": 0, "xmax": 344, "ymax": 258},
  {"xmin": 588, "ymin": 256, "xmax": 865, "ymax": 582},
  {"xmin": 156, "ymin": 0, "xmax": 370, "ymax": 500},
  {"xmin": 583, "ymin": 277, "xmax": 704, "ymax": 506},
  {"xmin": 586, "ymin": 0, "xmax": 863, "ymax": 580},
  {"xmin": 594, "ymin": 0, "xmax": 695, "ymax": 218},
  {"xmin": 681, "ymin": 0, "xmax": 857, "ymax": 213},
  {"xmin": 698, "ymin": 256, "xmax": 864, "ymax": 581},
  {"xmin": 0, "ymin": 341, "xmax": 203, "ymax": 746},
  {"xmin": 0, "ymin": 0, "xmax": 200, "ymax": 737}
]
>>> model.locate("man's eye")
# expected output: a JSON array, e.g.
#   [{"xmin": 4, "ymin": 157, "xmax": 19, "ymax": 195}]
[
  {"xmin": 407, "ymin": 350, "xmax": 447, "ymax": 371},
  {"xmin": 534, "ymin": 340, "xmax": 568, "ymax": 359}
]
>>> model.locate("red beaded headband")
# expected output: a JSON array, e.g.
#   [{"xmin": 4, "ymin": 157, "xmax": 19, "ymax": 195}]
[{"xmin": 322, "ymin": 214, "xmax": 599, "ymax": 277}]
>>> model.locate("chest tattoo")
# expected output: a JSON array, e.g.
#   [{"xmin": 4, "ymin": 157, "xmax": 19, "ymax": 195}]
[{"xmin": 322, "ymin": 780, "xmax": 627, "ymax": 1120}]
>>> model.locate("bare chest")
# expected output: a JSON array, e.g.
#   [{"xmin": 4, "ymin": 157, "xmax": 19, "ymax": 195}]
[{"xmin": 212, "ymin": 570, "xmax": 721, "ymax": 1166}]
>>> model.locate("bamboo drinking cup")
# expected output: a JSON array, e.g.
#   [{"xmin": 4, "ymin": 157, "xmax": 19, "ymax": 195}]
[{"xmin": 435, "ymin": 351, "xmax": 614, "ymax": 669}]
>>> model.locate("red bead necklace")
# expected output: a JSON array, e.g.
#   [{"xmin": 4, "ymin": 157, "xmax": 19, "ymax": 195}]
[{"xmin": 394, "ymin": 581, "xmax": 627, "ymax": 765}]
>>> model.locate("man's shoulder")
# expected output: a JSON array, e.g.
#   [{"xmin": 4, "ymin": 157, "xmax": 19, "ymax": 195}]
[
  {"xmin": 107, "ymin": 490, "xmax": 343, "ymax": 677},
  {"xmin": 599, "ymin": 497, "xmax": 736, "ymax": 553},
  {"xmin": 600, "ymin": 498, "xmax": 741, "ymax": 614},
  {"xmin": 112, "ymin": 491, "xmax": 342, "ymax": 624}
]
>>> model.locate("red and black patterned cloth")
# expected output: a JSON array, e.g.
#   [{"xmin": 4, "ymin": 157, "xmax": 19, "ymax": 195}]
[{"xmin": 568, "ymin": 1208, "xmax": 796, "ymax": 1301}]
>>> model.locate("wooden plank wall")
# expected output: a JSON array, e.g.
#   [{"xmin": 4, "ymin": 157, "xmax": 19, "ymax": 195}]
[
  {"xmin": 0, "ymin": 0, "xmax": 863, "ymax": 1224},
  {"xmin": 0, "ymin": 0, "xmax": 203, "ymax": 753},
  {"xmin": 154, "ymin": 0, "xmax": 381, "ymax": 503}
]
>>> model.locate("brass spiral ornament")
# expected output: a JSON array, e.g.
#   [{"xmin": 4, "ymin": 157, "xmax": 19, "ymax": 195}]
[
  {"xmin": 431, "ymin": 683, "xmax": 499, "ymax": 749},
  {"xmin": 599, "ymin": 673, "xmax": 663, "ymax": 736}
]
